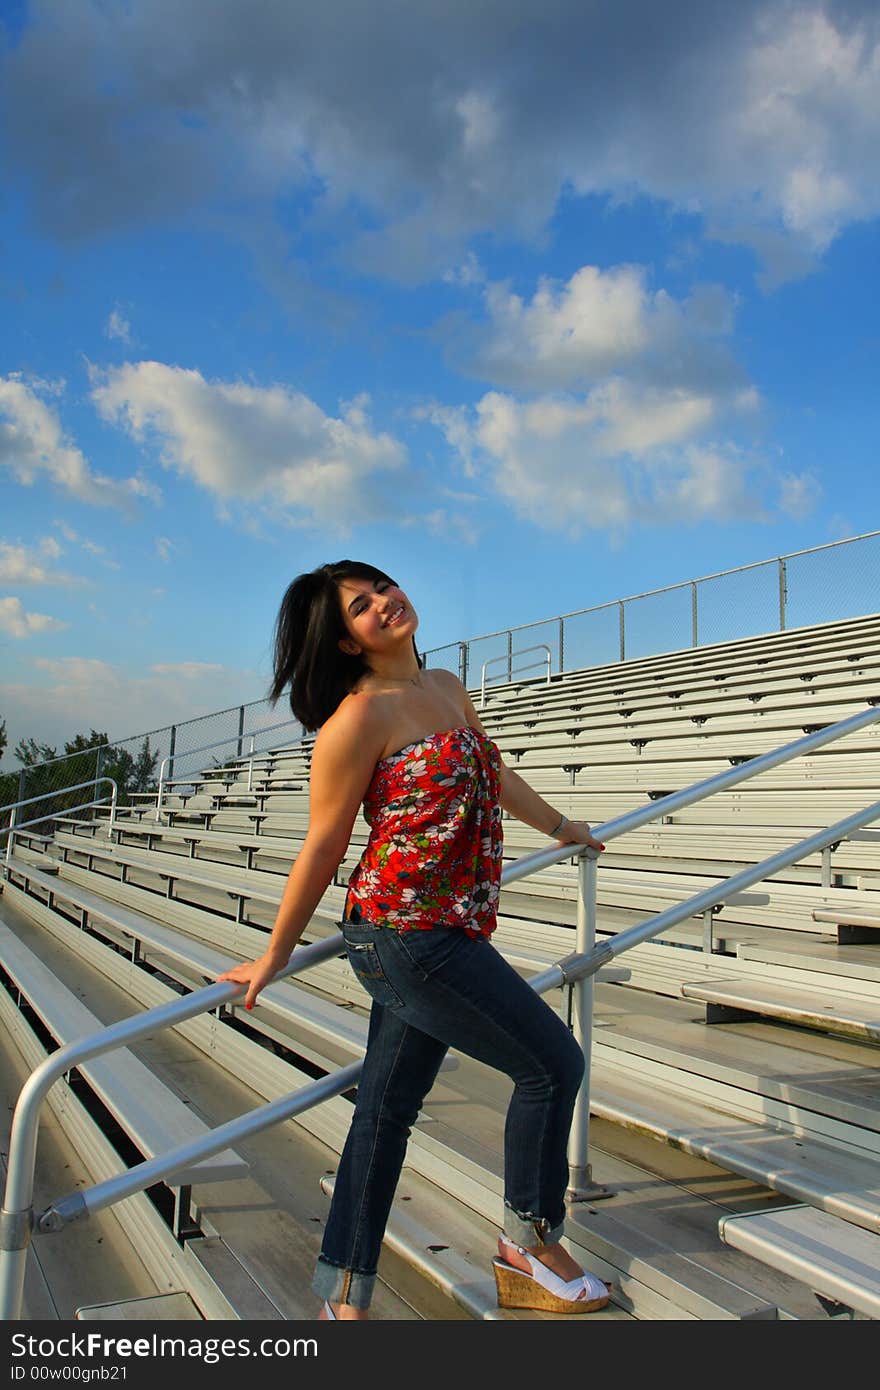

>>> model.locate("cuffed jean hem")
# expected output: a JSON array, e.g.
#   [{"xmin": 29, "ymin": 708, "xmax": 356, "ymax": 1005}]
[
  {"xmin": 502, "ymin": 1204, "xmax": 566, "ymax": 1249},
  {"xmin": 311, "ymin": 1255, "xmax": 376, "ymax": 1310}
]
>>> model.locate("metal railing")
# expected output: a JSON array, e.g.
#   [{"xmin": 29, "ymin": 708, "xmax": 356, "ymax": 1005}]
[
  {"xmin": 5, "ymin": 530, "xmax": 877, "ymax": 815},
  {"xmin": 3, "ymin": 704, "xmax": 880, "ymax": 1317},
  {"xmin": 481, "ymin": 644, "xmax": 551, "ymax": 707},
  {"xmin": 2, "ymin": 780, "xmax": 119, "ymax": 876},
  {"xmin": 423, "ymin": 529, "xmax": 880, "ymax": 685},
  {"xmin": 3, "ymin": 698, "xmax": 301, "ymax": 836},
  {"xmin": 155, "ymin": 717, "xmax": 305, "ymax": 820}
]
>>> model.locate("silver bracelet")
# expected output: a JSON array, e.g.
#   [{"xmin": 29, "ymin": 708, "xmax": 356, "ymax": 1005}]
[{"xmin": 549, "ymin": 813, "xmax": 568, "ymax": 836}]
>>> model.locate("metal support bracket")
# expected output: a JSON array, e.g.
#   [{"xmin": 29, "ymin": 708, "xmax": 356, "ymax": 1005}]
[
  {"xmin": 566, "ymin": 1169, "xmax": 615, "ymax": 1203},
  {"xmin": 556, "ymin": 944, "xmax": 615, "ymax": 985},
  {"xmin": 0, "ymin": 1208, "xmax": 34, "ymax": 1252},
  {"xmin": 38, "ymin": 1192, "xmax": 88, "ymax": 1233},
  {"xmin": 173, "ymin": 1185, "xmax": 201, "ymax": 1242}
]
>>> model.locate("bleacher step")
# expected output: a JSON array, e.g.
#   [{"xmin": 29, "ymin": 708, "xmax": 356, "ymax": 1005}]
[
  {"xmin": 719, "ymin": 1205, "xmax": 880, "ymax": 1319},
  {"xmin": 590, "ymin": 1061, "xmax": 880, "ymax": 1234},
  {"xmin": 595, "ymin": 988, "xmax": 880, "ymax": 1136},
  {"xmin": 0, "ymin": 921, "xmax": 248, "ymax": 1186},
  {"xmin": 738, "ymin": 937, "xmax": 880, "ymax": 984},
  {"xmin": 75, "ymin": 1292, "xmax": 203, "ymax": 1321},
  {"xmin": 319, "ymin": 1169, "xmax": 640, "ymax": 1319},
  {"xmin": 680, "ymin": 976, "xmax": 880, "ymax": 1040}
]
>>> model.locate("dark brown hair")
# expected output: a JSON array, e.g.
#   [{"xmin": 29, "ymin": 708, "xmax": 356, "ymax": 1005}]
[{"xmin": 269, "ymin": 560, "xmax": 421, "ymax": 730}]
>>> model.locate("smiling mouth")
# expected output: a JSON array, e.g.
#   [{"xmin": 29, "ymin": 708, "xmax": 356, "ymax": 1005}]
[{"xmin": 384, "ymin": 604, "xmax": 406, "ymax": 627}]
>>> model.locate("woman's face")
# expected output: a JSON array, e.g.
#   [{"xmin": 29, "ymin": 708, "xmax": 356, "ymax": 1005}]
[{"xmin": 337, "ymin": 574, "xmax": 418, "ymax": 655}]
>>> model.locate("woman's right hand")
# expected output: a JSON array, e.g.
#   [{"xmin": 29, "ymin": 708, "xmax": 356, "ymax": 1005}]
[{"xmin": 217, "ymin": 950, "xmax": 288, "ymax": 1011}]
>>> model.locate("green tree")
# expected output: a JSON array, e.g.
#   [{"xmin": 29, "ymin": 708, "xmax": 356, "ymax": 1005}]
[
  {"xmin": 0, "ymin": 718, "xmax": 17, "ymax": 812},
  {"xmin": 1, "ymin": 725, "xmax": 162, "ymax": 848},
  {"xmin": 130, "ymin": 735, "xmax": 159, "ymax": 793},
  {"xmin": 14, "ymin": 736, "xmax": 58, "ymax": 766}
]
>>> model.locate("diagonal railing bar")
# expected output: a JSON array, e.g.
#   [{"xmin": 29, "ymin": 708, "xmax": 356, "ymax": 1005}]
[
  {"xmin": 527, "ymin": 798, "xmax": 880, "ymax": 995},
  {"xmin": 3, "ymin": 703, "xmax": 880, "ymax": 1317},
  {"xmin": 154, "ymin": 717, "xmax": 305, "ymax": 819},
  {"xmin": 40, "ymin": 1063, "xmax": 363, "ymax": 1232},
  {"xmin": 498, "ymin": 701, "xmax": 880, "ymax": 887},
  {"xmin": 2, "ymin": 780, "xmax": 119, "ymax": 874}
]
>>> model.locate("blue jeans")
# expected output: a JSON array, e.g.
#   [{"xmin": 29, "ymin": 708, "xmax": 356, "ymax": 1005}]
[{"xmin": 312, "ymin": 914, "xmax": 585, "ymax": 1309}]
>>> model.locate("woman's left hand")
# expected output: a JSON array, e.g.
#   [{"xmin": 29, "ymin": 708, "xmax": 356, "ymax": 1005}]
[{"xmin": 555, "ymin": 818, "xmax": 605, "ymax": 852}]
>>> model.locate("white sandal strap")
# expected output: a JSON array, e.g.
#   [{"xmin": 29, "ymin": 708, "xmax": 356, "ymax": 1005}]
[{"xmin": 501, "ymin": 1242, "xmax": 607, "ymax": 1302}]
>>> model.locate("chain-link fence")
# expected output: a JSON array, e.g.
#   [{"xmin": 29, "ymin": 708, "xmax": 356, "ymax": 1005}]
[
  {"xmin": 423, "ymin": 530, "xmax": 880, "ymax": 696},
  {"xmin": 1, "ymin": 696, "xmax": 303, "ymax": 843},
  {"xmin": 5, "ymin": 530, "xmax": 879, "ymax": 834}
]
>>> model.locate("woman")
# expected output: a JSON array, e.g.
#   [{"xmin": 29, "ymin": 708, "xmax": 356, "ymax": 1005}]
[{"xmin": 219, "ymin": 560, "xmax": 610, "ymax": 1320}]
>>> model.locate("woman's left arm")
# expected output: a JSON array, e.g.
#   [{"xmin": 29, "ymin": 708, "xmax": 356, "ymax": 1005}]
[
  {"xmin": 497, "ymin": 761, "xmax": 605, "ymax": 850},
  {"xmin": 448, "ymin": 672, "xmax": 605, "ymax": 851}
]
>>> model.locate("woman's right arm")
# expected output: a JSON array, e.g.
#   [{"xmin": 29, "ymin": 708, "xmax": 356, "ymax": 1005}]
[{"xmin": 217, "ymin": 699, "xmax": 382, "ymax": 1009}]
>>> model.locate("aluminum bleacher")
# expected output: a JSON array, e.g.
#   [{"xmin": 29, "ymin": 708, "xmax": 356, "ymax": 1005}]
[{"xmin": 3, "ymin": 609, "xmax": 880, "ymax": 1320}]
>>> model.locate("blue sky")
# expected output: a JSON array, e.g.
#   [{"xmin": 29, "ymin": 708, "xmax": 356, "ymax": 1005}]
[{"xmin": 1, "ymin": 0, "xmax": 879, "ymax": 764}]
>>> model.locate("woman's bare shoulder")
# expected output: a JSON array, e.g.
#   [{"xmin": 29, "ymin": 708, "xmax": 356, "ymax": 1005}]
[
  {"xmin": 315, "ymin": 688, "xmax": 389, "ymax": 759},
  {"xmin": 425, "ymin": 666, "xmax": 466, "ymax": 698},
  {"xmin": 426, "ymin": 666, "xmax": 470, "ymax": 710}
]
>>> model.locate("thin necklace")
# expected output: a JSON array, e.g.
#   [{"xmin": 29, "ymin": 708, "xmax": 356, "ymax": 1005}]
[{"xmin": 374, "ymin": 670, "xmax": 423, "ymax": 687}]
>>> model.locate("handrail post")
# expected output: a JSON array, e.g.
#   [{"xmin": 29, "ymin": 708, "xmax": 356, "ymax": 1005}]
[
  {"xmin": 247, "ymin": 735, "xmax": 256, "ymax": 792},
  {"xmin": 691, "ymin": 580, "xmax": 699, "ymax": 648},
  {"xmin": 566, "ymin": 851, "xmax": 611, "ymax": 1201},
  {"xmin": 558, "ymin": 617, "xmax": 564, "ymax": 674},
  {"xmin": 618, "ymin": 600, "xmax": 626, "ymax": 662},
  {"xmin": 155, "ymin": 755, "xmax": 168, "ymax": 823},
  {"xmin": 4, "ymin": 804, "xmax": 17, "ymax": 877},
  {"xmin": 94, "ymin": 744, "xmax": 105, "ymax": 806},
  {"xmin": 778, "ymin": 557, "xmax": 787, "ymax": 630}
]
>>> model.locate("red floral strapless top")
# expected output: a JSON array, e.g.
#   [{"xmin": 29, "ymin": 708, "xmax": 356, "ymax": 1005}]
[{"xmin": 346, "ymin": 725, "xmax": 504, "ymax": 937}]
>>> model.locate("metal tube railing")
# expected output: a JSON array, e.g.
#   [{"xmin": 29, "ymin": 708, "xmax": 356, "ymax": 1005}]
[
  {"xmin": 155, "ymin": 718, "xmax": 303, "ymax": 820},
  {"xmin": 3, "ymin": 703, "xmax": 880, "ymax": 1318},
  {"xmin": 498, "ymin": 702, "xmax": 880, "ymax": 892},
  {"xmin": 0, "ymin": 933, "xmax": 343, "ymax": 1320},
  {"xmin": 2, "ymin": 780, "xmax": 119, "ymax": 874},
  {"xmin": 422, "ymin": 529, "xmax": 880, "ymax": 675},
  {"xmin": 480, "ymin": 644, "xmax": 551, "ymax": 708}
]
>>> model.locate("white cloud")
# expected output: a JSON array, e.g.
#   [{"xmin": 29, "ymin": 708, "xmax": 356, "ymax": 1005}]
[
  {"xmin": 92, "ymin": 361, "xmax": 410, "ymax": 527},
  {"xmin": 415, "ymin": 403, "xmax": 480, "ymax": 478},
  {"xmin": 0, "ymin": 540, "xmax": 84, "ymax": 587},
  {"xmin": 404, "ymin": 509, "xmax": 480, "ymax": 547},
  {"xmin": 429, "ymin": 387, "xmax": 815, "ymax": 536},
  {"xmin": 0, "ymin": 655, "xmax": 272, "ymax": 760},
  {"xmin": 3, "ymin": 3, "xmax": 878, "ymax": 282},
  {"xmin": 707, "ymin": 223, "xmax": 820, "ymax": 291},
  {"xmin": 49, "ymin": 521, "xmax": 124, "ymax": 571},
  {"xmin": 81, "ymin": 539, "xmax": 121, "ymax": 569},
  {"xmin": 467, "ymin": 266, "xmax": 652, "ymax": 388},
  {"xmin": 105, "ymin": 305, "xmax": 134, "ymax": 345},
  {"xmin": 155, "ymin": 536, "xmax": 175, "ymax": 562},
  {"xmin": 150, "ymin": 661, "xmax": 226, "ymax": 678},
  {"xmin": 778, "ymin": 470, "xmax": 824, "ymax": 519},
  {"xmin": 0, "ymin": 374, "xmax": 154, "ymax": 513},
  {"xmin": 451, "ymin": 264, "xmax": 750, "ymax": 401},
  {"xmin": 0, "ymin": 596, "xmax": 69, "ymax": 638},
  {"xmin": 423, "ymin": 254, "xmax": 787, "ymax": 534}
]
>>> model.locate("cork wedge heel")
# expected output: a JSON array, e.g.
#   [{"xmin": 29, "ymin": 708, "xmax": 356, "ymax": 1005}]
[{"xmin": 493, "ymin": 1243, "xmax": 612, "ymax": 1314}]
